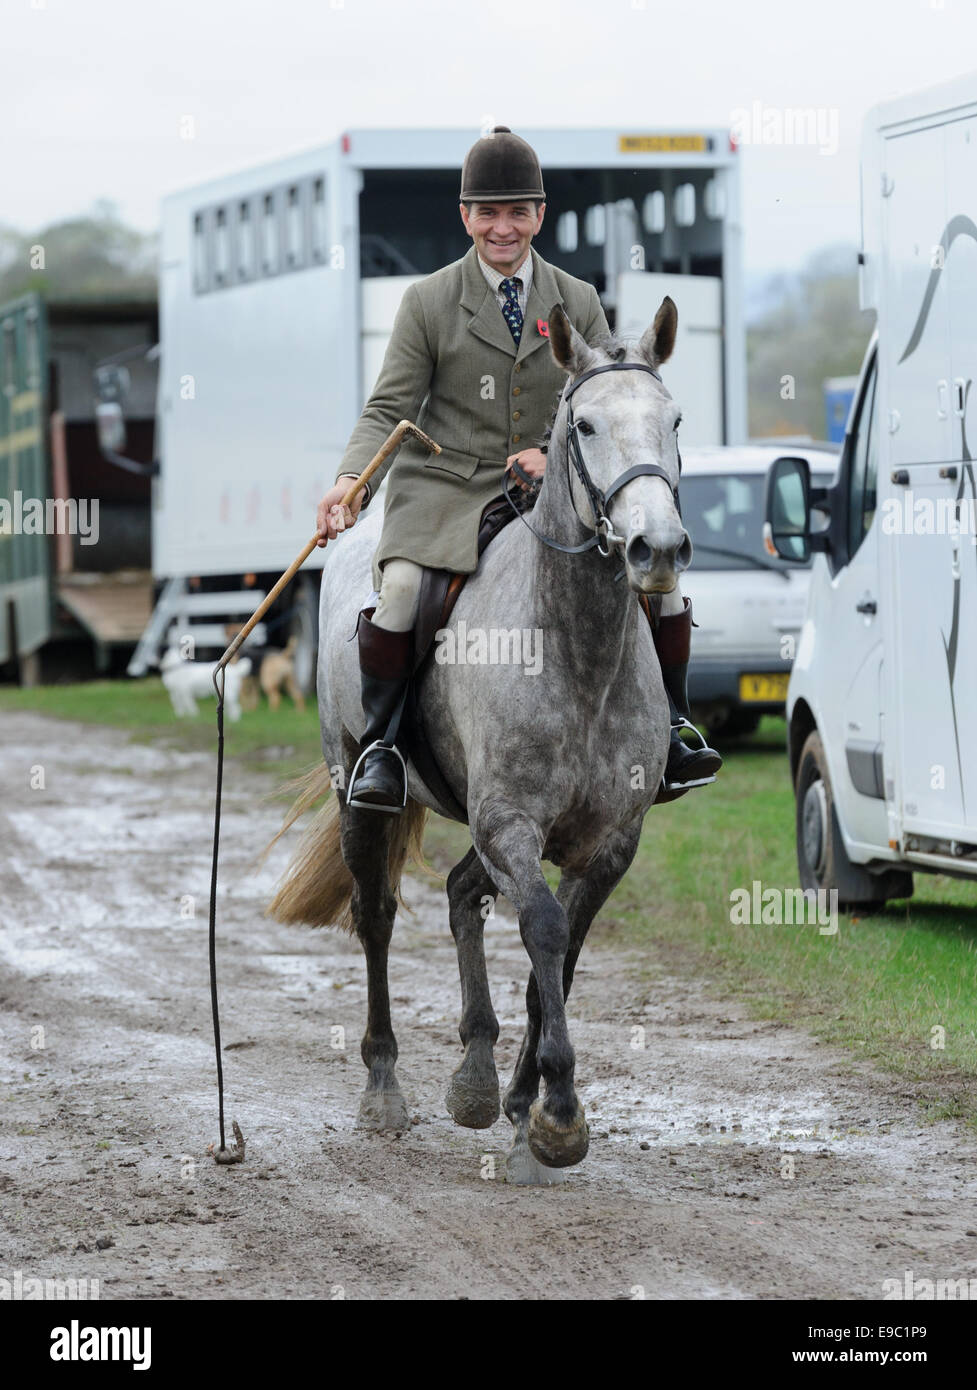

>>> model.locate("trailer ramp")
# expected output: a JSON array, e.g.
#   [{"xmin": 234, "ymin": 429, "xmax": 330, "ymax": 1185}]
[{"xmin": 56, "ymin": 570, "xmax": 153, "ymax": 671}]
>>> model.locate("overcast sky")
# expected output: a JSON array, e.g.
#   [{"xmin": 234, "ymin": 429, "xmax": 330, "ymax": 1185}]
[{"xmin": 5, "ymin": 0, "xmax": 976, "ymax": 274}]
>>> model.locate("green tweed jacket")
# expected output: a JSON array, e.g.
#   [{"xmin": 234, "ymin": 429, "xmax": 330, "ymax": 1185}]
[{"xmin": 336, "ymin": 243, "xmax": 610, "ymax": 585}]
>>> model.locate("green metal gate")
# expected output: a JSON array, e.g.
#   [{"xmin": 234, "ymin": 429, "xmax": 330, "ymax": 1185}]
[{"xmin": 0, "ymin": 292, "xmax": 50, "ymax": 673}]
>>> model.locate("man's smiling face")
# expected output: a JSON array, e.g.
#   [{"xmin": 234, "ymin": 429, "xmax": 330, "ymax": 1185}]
[{"xmin": 460, "ymin": 200, "xmax": 545, "ymax": 276}]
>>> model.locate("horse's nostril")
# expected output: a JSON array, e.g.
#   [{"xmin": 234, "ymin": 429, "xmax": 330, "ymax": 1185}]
[
  {"xmin": 627, "ymin": 535, "xmax": 652, "ymax": 567},
  {"xmin": 676, "ymin": 534, "xmax": 693, "ymax": 571}
]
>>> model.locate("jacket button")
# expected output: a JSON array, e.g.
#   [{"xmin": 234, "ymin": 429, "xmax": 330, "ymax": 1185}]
[
  {"xmin": 512, "ymin": 434, "xmax": 521, "ymax": 443},
  {"xmin": 512, "ymin": 410, "xmax": 521, "ymax": 420},
  {"xmin": 512, "ymin": 386, "xmax": 521, "ymax": 396},
  {"xmin": 514, "ymin": 363, "xmax": 522, "ymax": 372}
]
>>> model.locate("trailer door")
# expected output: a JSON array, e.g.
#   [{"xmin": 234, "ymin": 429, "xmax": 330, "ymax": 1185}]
[{"xmin": 0, "ymin": 293, "xmax": 50, "ymax": 674}]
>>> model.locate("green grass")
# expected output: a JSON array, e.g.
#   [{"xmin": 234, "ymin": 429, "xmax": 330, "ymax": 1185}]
[
  {"xmin": 5, "ymin": 681, "xmax": 977, "ymax": 1117},
  {"xmin": 0, "ymin": 677, "xmax": 324, "ymax": 783}
]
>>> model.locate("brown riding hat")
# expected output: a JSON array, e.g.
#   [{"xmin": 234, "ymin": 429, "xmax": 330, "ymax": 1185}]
[{"xmin": 459, "ymin": 125, "xmax": 546, "ymax": 203}]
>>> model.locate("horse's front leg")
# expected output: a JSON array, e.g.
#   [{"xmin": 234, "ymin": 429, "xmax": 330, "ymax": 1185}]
[
  {"xmin": 473, "ymin": 801, "xmax": 587, "ymax": 1172},
  {"xmin": 338, "ymin": 789, "xmax": 409, "ymax": 1132},
  {"xmin": 502, "ymin": 824, "xmax": 644, "ymax": 1183},
  {"xmin": 444, "ymin": 847, "xmax": 501, "ymax": 1129}
]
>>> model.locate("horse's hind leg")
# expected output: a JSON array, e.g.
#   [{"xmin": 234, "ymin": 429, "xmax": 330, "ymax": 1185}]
[
  {"xmin": 444, "ymin": 847, "xmax": 500, "ymax": 1129},
  {"xmin": 503, "ymin": 825, "xmax": 643, "ymax": 1184},
  {"xmin": 338, "ymin": 794, "xmax": 409, "ymax": 1132}
]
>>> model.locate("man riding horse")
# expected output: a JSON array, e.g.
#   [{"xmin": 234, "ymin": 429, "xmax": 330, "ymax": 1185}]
[{"xmin": 315, "ymin": 126, "xmax": 722, "ymax": 812}]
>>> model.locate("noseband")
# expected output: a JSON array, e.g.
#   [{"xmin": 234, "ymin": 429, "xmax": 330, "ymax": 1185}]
[{"xmin": 504, "ymin": 361, "xmax": 681, "ymax": 557}]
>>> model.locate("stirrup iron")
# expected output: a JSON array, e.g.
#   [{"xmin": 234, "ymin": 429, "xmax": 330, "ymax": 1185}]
[{"xmin": 346, "ymin": 739, "xmax": 409, "ymax": 813}]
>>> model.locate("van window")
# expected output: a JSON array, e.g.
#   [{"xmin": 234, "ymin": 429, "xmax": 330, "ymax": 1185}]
[
  {"xmin": 682, "ymin": 470, "xmax": 832, "ymax": 572},
  {"xmin": 846, "ymin": 356, "xmax": 878, "ymax": 557}
]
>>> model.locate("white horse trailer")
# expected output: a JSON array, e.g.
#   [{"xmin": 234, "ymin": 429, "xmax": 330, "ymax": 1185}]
[
  {"xmin": 127, "ymin": 126, "xmax": 744, "ymax": 682},
  {"xmin": 765, "ymin": 74, "xmax": 977, "ymax": 904}
]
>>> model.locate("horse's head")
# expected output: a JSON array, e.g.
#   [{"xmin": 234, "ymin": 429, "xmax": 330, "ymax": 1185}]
[{"xmin": 547, "ymin": 297, "xmax": 692, "ymax": 594}]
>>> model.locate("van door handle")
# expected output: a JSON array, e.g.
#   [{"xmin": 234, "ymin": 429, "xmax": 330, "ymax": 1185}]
[{"xmin": 856, "ymin": 599, "xmax": 877, "ymax": 615}]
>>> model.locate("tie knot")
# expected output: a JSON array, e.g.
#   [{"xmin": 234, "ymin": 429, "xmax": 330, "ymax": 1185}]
[{"xmin": 500, "ymin": 276, "xmax": 520, "ymax": 295}]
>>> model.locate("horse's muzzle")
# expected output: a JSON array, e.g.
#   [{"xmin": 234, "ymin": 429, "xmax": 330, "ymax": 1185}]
[{"xmin": 625, "ymin": 527, "xmax": 693, "ymax": 592}]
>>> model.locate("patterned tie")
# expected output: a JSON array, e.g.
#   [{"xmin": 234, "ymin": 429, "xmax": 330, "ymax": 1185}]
[{"xmin": 499, "ymin": 277, "xmax": 523, "ymax": 345}]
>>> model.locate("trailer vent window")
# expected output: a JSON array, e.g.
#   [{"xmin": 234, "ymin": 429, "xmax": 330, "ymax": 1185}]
[
  {"xmin": 24, "ymin": 308, "xmax": 40, "ymax": 389},
  {"xmin": 192, "ymin": 212, "xmax": 208, "ymax": 293},
  {"xmin": 214, "ymin": 207, "xmax": 229, "ymax": 286},
  {"xmin": 262, "ymin": 193, "xmax": 279, "ymax": 273},
  {"xmin": 2, "ymin": 320, "xmax": 16, "ymax": 398},
  {"xmin": 703, "ymin": 176, "xmax": 725, "ymax": 220},
  {"xmin": 642, "ymin": 191, "xmax": 665, "ymax": 235},
  {"xmin": 237, "ymin": 201, "xmax": 254, "ymax": 281},
  {"xmin": 673, "ymin": 182, "xmax": 696, "ymax": 228},
  {"xmin": 312, "ymin": 177, "xmax": 327, "ymax": 261},
  {"xmin": 556, "ymin": 210, "xmax": 578, "ymax": 254},
  {"xmin": 584, "ymin": 204, "xmax": 606, "ymax": 246},
  {"xmin": 286, "ymin": 185, "xmax": 303, "ymax": 267}
]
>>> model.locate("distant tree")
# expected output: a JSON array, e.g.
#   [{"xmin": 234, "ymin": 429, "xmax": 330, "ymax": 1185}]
[
  {"xmin": 747, "ymin": 244, "xmax": 875, "ymax": 440},
  {"xmin": 0, "ymin": 199, "xmax": 157, "ymax": 304}
]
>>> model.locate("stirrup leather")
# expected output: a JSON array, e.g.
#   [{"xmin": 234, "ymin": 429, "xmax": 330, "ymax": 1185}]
[{"xmin": 346, "ymin": 739, "xmax": 409, "ymax": 813}]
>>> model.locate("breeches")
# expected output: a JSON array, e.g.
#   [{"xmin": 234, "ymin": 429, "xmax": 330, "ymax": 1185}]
[
  {"xmin": 373, "ymin": 554, "xmax": 687, "ymax": 631},
  {"xmin": 374, "ymin": 557, "xmax": 425, "ymax": 632}
]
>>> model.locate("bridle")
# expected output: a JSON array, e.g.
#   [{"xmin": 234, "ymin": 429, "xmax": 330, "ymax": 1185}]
[{"xmin": 504, "ymin": 360, "xmax": 681, "ymax": 558}]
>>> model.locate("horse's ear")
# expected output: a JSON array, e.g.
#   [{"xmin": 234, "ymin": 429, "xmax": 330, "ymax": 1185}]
[
  {"xmin": 639, "ymin": 296, "xmax": 678, "ymax": 369},
  {"xmin": 548, "ymin": 303, "xmax": 596, "ymax": 375}
]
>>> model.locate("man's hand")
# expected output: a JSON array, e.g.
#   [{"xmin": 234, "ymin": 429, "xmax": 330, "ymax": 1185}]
[
  {"xmin": 505, "ymin": 447, "xmax": 546, "ymax": 491},
  {"xmin": 316, "ymin": 478, "xmax": 365, "ymax": 547}
]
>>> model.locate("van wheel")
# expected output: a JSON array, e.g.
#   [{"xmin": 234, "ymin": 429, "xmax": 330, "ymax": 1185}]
[{"xmin": 795, "ymin": 730, "xmax": 890, "ymax": 911}]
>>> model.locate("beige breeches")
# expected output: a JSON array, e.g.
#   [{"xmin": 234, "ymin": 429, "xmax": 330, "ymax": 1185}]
[
  {"xmin": 374, "ymin": 558, "xmax": 425, "ymax": 632},
  {"xmin": 373, "ymin": 555, "xmax": 687, "ymax": 631}
]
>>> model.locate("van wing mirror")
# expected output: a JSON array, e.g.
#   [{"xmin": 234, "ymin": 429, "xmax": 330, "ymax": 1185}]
[{"xmin": 764, "ymin": 456, "xmax": 814, "ymax": 563}]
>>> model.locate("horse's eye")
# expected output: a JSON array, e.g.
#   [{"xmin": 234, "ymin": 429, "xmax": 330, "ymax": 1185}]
[
  {"xmin": 673, "ymin": 417, "xmax": 682, "ymax": 432},
  {"xmin": 577, "ymin": 419, "xmax": 594, "ymax": 436}
]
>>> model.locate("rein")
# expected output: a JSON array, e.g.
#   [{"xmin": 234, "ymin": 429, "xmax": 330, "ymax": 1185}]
[{"xmin": 504, "ymin": 361, "xmax": 681, "ymax": 558}]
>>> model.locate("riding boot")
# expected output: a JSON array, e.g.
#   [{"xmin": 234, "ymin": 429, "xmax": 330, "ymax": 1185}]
[
  {"xmin": 347, "ymin": 610, "xmax": 413, "ymax": 813},
  {"xmin": 654, "ymin": 598, "xmax": 723, "ymax": 789}
]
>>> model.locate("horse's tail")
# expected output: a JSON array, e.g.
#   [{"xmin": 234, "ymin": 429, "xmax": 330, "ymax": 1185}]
[{"xmin": 264, "ymin": 763, "xmax": 429, "ymax": 933}]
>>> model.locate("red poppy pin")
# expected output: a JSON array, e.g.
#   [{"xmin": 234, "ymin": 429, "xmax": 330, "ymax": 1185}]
[{"xmin": 536, "ymin": 318, "xmax": 549, "ymax": 338}]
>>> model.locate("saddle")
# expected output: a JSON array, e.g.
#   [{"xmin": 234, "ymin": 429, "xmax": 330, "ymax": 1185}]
[{"xmin": 399, "ymin": 496, "xmax": 657, "ymax": 824}]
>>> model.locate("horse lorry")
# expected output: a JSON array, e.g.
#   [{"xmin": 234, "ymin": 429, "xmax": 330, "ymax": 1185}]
[
  {"xmin": 0, "ymin": 292, "xmax": 157, "ymax": 683},
  {"xmin": 765, "ymin": 73, "xmax": 977, "ymax": 905},
  {"xmin": 111, "ymin": 126, "xmax": 745, "ymax": 686}
]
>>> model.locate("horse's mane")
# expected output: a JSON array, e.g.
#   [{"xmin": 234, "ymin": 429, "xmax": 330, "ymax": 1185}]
[{"xmin": 538, "ymin": 332, "xmax": 632, "ymax": 456}]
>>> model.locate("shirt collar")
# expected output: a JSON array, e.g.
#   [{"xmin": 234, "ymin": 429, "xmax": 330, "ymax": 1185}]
[{"xmin": 477, "ymin": 248, "xmax": 533, "ymax": 295}]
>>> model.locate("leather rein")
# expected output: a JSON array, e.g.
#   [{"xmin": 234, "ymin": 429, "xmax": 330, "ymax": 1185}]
[{"xmin": 504, "ymin": 360, "xmax": 681, "ymax": 558}]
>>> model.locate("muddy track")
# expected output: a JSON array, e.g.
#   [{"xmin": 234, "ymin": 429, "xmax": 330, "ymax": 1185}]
[{"xmin": 2, "ymin": 710, "xmax": 976, "ymax": 1300}]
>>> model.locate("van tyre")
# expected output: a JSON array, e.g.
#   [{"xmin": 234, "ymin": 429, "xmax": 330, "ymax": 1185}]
[{"xmin": 795, "ymin": 730, "xmax": 912, "ymax": 910}]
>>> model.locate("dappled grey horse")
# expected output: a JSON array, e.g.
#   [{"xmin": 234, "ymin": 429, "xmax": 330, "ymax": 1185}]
[{"xmin": 270, "ymin": 298, "xmax": 691, "ymax": 1183}]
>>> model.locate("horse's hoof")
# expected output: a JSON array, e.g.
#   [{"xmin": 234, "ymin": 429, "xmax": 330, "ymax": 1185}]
[
  {"xmin": 355, "ymin": 1087, "xmax": 410, "ymax": 1132},
  {"xmin": 445, "ymin": 1068, "xmax": 500, "ymax": 1130},
  {"xmin": 504, "ymin": 1134, "xmax": 567, "ymax": 1185},
  {"xmin": 527, "ymin": 1098, "xmax": 589, "ymax": 1168}
]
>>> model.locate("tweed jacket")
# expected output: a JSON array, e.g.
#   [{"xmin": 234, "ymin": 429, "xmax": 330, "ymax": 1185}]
[{"xmin": 335, "ymin": 243, "xmax": 610, "ymax": 586}]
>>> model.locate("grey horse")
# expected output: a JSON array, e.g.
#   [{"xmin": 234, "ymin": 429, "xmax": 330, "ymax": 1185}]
[{"xmin": 269, "ymin": 297, "xmax": 691, "ymax": 1184}]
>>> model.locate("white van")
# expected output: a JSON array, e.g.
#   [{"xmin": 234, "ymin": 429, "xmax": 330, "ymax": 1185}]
[
  {"xmin": 765, "ymin": 74, "xmax": 977, "ymax": 906},
  {"xmin": 681, "ymin": 442, "xmax": 837, "ymax": 736}
]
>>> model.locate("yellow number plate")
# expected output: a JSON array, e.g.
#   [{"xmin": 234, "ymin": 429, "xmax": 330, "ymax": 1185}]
[
  {"xmin": 618, "ymin": 134, "xmax": 709, "ymax": 154},
  {"xmin": 739, "ymin": 673, "xmax": 790, "ymax": 702}
]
